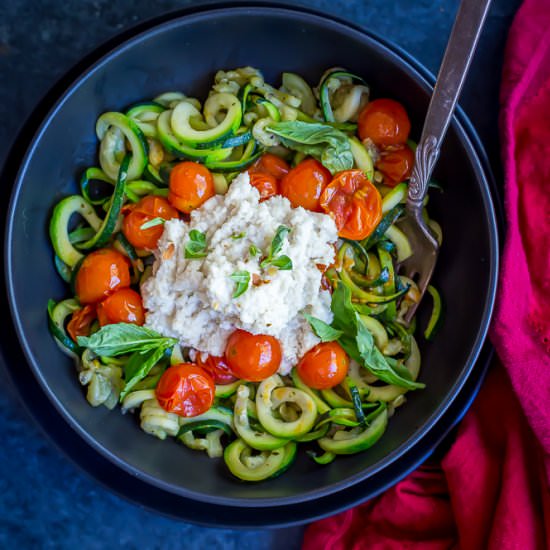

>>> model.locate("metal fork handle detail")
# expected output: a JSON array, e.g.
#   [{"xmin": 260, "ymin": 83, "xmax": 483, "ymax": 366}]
[{"xmin": 408, "ymin": 0, "xmax": 492, "ymax": 206}]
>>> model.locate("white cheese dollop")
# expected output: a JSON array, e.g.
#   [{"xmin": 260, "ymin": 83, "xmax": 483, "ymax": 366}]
[{"xmin": 141, "ymin": 172, "xmax": 338, "ymax": 374}]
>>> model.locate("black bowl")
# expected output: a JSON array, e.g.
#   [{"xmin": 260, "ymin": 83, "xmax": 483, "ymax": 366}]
[{"xmin": 4, "ymin": 4, "xmax": 498, "ymax": 508}]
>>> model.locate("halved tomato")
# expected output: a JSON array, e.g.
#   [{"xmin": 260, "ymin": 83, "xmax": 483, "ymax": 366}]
[{"xmin": 320, "ymin": 170, "xmax": 382, "ymax": 240}]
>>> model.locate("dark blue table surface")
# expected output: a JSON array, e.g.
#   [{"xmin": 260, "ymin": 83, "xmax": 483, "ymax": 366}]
[{"xmin": 0, "ymin": 0, "xmax": 519, "ymax": 547}]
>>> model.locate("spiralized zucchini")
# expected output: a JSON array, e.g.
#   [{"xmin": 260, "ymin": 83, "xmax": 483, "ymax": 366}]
[{"xmin": 46, "ymin": 65, "xmax": 443, "ymax": 483}]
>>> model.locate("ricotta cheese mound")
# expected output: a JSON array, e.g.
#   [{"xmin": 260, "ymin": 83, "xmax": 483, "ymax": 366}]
[{"xmin": 141, "ymin": 172, "xmax": 338, "ymax": 374}]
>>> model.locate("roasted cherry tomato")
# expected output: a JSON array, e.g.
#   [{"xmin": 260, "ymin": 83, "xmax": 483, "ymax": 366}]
[
  {"xmin": 376, "ymin": 145, "xmax": 415, "ymax": 187},
  {"xmin": 251, "ymin": 153, "xmax": 290, "ymax": 179},
  {"xmin": 297, "ymin": 342, "xmax": 349, "ymax": 390},
  {"xmin": 96, "ymin": 288, "xmax": 145, "ymax": 327},
  {"xmin": 67, "ymin": 305, "xmax": 96, "ymax": 342},
  {"xmin": 224, "ymin": 330, "xmax": 282, "ymax": 382},
  {"xmin": 357, "ymin": 99, "xmax": 411, "ymax": 146},
  {"xmin": 279, "ymin": 158, "xmax": 331, "ymax": 212},
  {"xmin": 168, "ymin": 161, "xmax": 215, "ymax": 214},
  {"xmin": 320, "ymin": 169, "xmax": 382, "ymax": 240},
  {"xmin": 196, "ymin": 354, "xmax": 238, "ymax": 385},
  {"xmin": 248, "ymin": 171, "xmax": 279, "ymax": 201},
  {"xmin": 122, "ymin": 195, "xmax": 179, "ymax": 250},
  {"xmin": 156, "ymin": 363, "xmax": 215, "ymax": 417},
  {"xmin": 75, "ymin": 249, "xmax": 131, "ymax": 304}
]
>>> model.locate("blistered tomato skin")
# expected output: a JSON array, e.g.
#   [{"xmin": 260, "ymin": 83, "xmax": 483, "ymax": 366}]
[
  {"xmin": 251, "ymin": 153, "xmax": 290, "ymax": 180},
  {"xmin": 224, "ymin": 330, "xmax": 282, "ymax": 382},
  {"xmin": 279, "ymin": 158, "xmax": 331, "ymax": 212},
  {"xmin": 375, "ymin": 145, "xmax": 415, "ymax": 187},
  {"xmin": 357, "ymin": 99, "xmax": 411, "ymax": 146},
  {"xmin": 196, "ymin": 354, "xmax": 238, "ymax": 385},
  {"xmin": 248, "ymin": 171, "xmax": 279, "ymax": 201},
  {"xmin": 168, "ymin": 161, "xmax": 215, "ymax": 213},
  {"xmin": 75, "ymin": 248, "xmax": 131, "ymax": 304},
  {"xmin": 67, "ymin": 305, "xmax": 96, "ymax": 342},
  {"xmin": 320, "ymin": 169, "xmax": 382, "ymax": 241},
  {"xmin": 297, "ymin": 342, "xmax": 349, "ymax": 390},
  {"xmin": 156, "ymin": 363, "xmax": 215, "ymax": 417},
  {"xmin": 122, "ymin": 195, "xmax": 179, "ymax": 250},
  {"xmin": 96, "ymin": 288, "xmax": 145, "ymax": 327}
]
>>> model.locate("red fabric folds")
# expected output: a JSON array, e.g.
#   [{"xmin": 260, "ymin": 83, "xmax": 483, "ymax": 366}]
[{"xmin": 303, "ymin": 0, "xmax": 550, "ymax": 548}]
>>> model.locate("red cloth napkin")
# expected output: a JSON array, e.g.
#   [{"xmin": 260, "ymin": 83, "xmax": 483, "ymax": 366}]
[{"xmin": 302, "ymin": 1, "xmax": 550, "ymax": 548}]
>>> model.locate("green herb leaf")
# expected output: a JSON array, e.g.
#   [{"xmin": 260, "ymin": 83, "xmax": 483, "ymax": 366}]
[
  {"xmin": 77, "ymin": 323, "xmax": 178, "ymax": 357},
  {"xmin": 268, "ymin": 121, "xmax": 354, "ymax": 174},
  {"xmin": 230, "ymin": 270, "xmax": 251, "ymax": 298},
  {"xmin": 260, "ymin": 225, "xmax": 292, "ymax": 270},
  {"xmin": 330, "ymin": 283, "xmax": 357, "ymax": 334},
  {"xmin": 249, "ymin": 244, "xmax": 259, "ymax": 256},
  {"xmin": 231, "ymin": 231, "xmax": 246, "ymax": 240},
  {"xmin": 269, "ymin": 255, "xmax": 293, "ymax": 270},
  {"xmin": 119, "ymin": 344, "xmax": 170, "ymax": 400},
  {"xmin": 139, "ymin": 217, "xmax": 166, "ymax": 230},
  {"xmin": 327, "ymin": 284, "xmax": 424, "ymax": 390},
  {"xmin": 354, "ymin": 312, "xmax": 424, "ymax": 390},
  {"xmin": 268, "ymin": 225, "xmax": 290, "ymax": 260},
  {"xmin": 185, "ymin": 229, "xmax": 208, "ymax": 259},
  {"xmin": 304, "ymin": 313, "xmax": 343, "ymax": 342}
]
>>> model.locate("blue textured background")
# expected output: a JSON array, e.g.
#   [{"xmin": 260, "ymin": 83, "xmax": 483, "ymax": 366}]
[{"xmin": 0, "ymin": 0, "xmax": 519, "ymax": 547}]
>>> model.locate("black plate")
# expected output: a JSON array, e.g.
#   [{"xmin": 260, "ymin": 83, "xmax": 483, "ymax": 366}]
[{"xmin": 3, "ymin": 3, "xmax": 499, "ymax": 510}]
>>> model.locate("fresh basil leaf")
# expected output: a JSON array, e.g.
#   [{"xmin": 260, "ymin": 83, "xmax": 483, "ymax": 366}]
[
  {"xmin": 330, "ymin": 283, "xmax": 357, "ymax": 334},
  {"xmin": 354, "ymin": 312, "xmax": 424, "ymax": 390},
  {"xmin": 261, "ymin": 225, "xmax": 290, "ymax": 265},
  {"xmin": 249, "ymin": 244, "xmax": 259, "ymax": 256},
  {"xmin": 304, "ymin": 313, "xmax": 343, "ymax": 342},
  {"xmin": 185, "ymin": 229, "xmax": 207, "ymax": 259},
  {"xmin": 139, "ymin": 217, "xmax": 166, "ymax": 230},
  {"xmin": 119, "ymin": 344, "xmax": 169, "ymax": 400},
  {"xmin": 230, "ymin": 270, "xmax": 251, "ymax": 298},
  {"xmin": 231, "ymin": 232, "xmax": 246, "ymax": 240},
  {"xmin": 269, "ymin": 255, "xmax": 293, "ymax": 270},
  {"xmin": 77, "ymin": 323, "xmax": 177, "ymax": 357},
  {"xmin": 268, "ymin": 121, "xmax": 354, "ymax": 174},
  {"xmin": 260, "ymin": 225, "xmax": 291, "ymax": 269}
]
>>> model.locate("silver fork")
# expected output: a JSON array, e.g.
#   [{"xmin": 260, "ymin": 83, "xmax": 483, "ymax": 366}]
[{"xmin": 399, "ymin": 0, "xmax": 492, "ymax": 324}]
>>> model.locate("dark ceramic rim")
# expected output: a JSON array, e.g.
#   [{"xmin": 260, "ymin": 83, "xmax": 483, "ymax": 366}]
[{"xmin": 4, "ymin": 2, "xmax": 499, "ymax": 509}]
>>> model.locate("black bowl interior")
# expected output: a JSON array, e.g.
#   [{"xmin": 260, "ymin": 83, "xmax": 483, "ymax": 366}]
[{"xmin": 5, "ymin": 7, "xmax": 498, "ymax": 507}]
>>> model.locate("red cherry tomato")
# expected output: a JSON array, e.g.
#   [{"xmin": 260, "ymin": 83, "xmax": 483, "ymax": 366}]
[
  {"xmin": 156, "ymin": 363, "xmax": 215, "ymax": 417},
  {"xmin": 320, "ymin": 169, "xmax": 382, "ymax": 240},
  {"xmin": 168, "ymin": 161, "xmax": 215, "ymax": 213},
  {"xmin": 251, "ymin": 153, "xmax": 290, "ymax": 179},
  {"xmin": 248, "ymin": 171, "xmax": 279, "ymax": 201},
  {"xmin": 67, "ymin": 305, "xmax": 96, "ymax": 342},
  {"xmin": 196, "ymin": 354, "xmax": 238, "ymax": 385},
  {"xmin": 96, "ymin": 288, "xmax": 145, "ymax": 327},
  {"xmin": 358, "ymin": 99, "xmax": 411, "ymax": 146},
  {"xmin": 224, "ymin": 330, "xmax": 281, "ymax": 382},
  {"xmin": 75, "ymin": 249, "xmax": 131, "ymax": 304},
  {"xmin": 122, "ymin": 195, "xmax": 179, "ymax": 250},
  {"xmin": 297, "ymin": 342, "xmax": 349, "ymax": 390},
  {"xmin": 279, "ymin": 158, "xmax": 331, "ymax": 212},
  {"xmin": 376, "ymin": 145, "xmax": 415, "ymax": 187}
]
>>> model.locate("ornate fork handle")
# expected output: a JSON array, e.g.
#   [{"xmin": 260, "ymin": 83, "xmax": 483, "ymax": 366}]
[
  {"xmin": 407, "ymin": 0, "xmax": 492, "ymax": 211},
  {"xmin": 408, "ymin": 135, "xmax": 439, "ymax": 205}
]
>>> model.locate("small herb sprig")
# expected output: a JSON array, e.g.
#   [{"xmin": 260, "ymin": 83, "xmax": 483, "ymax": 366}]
[
  {"xmin": 139, "ymin": 217, "xmax": 166, "ymax": 231},
  {"xmin": 230, "ymin": 270, "xmax": 251, "ymax": 298},
  {"xmin": 184, "ymin": 229, "xmax": 208, "ymax": 259},
  {"xmin": 260, "ymin": 225, "xmax": 293, "ymax": 271},
  {"xmin": 229, "ymin": 226, "xmax": 293, "ymax": 299}
]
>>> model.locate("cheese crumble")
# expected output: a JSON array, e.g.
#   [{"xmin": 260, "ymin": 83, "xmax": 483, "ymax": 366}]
[{"xmin": 141, "ymin": 172, "xmax": 338, "ymax": 374}]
